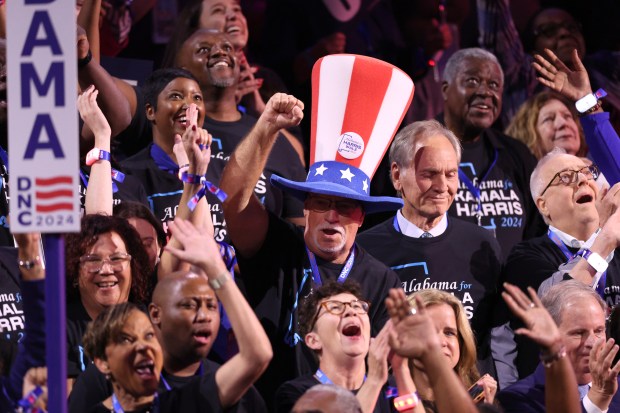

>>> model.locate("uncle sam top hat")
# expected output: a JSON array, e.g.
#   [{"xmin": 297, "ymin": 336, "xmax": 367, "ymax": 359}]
[{"xmin": 271, "ymin": 54, "xmax": 414, "ymax": 214}]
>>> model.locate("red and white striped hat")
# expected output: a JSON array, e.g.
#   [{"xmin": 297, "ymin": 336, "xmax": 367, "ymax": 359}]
[{"xmin": 271, "ymin": 54, "xmax": 414, "ymax": 213}]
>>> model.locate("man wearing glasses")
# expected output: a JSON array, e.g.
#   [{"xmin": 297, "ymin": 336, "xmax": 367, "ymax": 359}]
[{"xmin": 501, "ymin": 149, "xmax": 620, "ymax": 380}]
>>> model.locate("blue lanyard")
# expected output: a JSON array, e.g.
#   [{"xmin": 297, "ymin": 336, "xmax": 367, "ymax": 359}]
[
  {"xmin": 112, "ymin": 393, "xmax": 158, "ymax": 413},
  {"xmin": 547, "ymin": 229, "xmax": 608, "ymax": 299},
  {"xmin": 305, "ymin": 246, "xmax": 356, "ymax": 286},
  {"xmin": 159, "ymin": 361, "xmax": 204, "ymax": 391},
  {"xmin": 314, "ymin": 368, "xmax": 366, "ymax": 385},
  {"xmin": 284, "ymin": 246, "xmax": 356, "ymax": 347},
  {"xmin": 458, "ymin": 149, "xmax": 498, "ymax": 226},
  {"xmin": 547, "ymin": 229, "xmax": 575, "ymax": 261}
]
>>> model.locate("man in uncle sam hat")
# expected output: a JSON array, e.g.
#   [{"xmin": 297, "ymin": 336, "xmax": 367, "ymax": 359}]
[{"xmin": 219, "ymin": 54, "xmax": 414, "ymax": 403}]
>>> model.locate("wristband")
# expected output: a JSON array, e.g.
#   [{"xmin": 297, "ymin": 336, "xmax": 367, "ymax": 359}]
[
  {"xmin": 208, "ymin": 272, "xmax": 230, "ymax": 290},
  {"xmin": 393, "ymin": 392, "xmax": 419, "ymax": 412},
  {"xmin": 540, "ymin": 345, "xmax": 567, "ymax": 368},
  {"xmin": 85, "ymin": 148, "xmax": 111, "ymax": 166},
  {"xmin": 576, "ymin": 249, "xmax": 608, "ymax": 273},
  {"xmin": 177, "ymin": 164, "xmax": 190, "ymax": 180},
  {"xmin": 18, "ymin": 256, "xmax": 41, "ymax": 270},
  {"xmin": 78, "ymin": 49, "xmax": 93, "ymax": 68},
  {"xmin": 576, "ymin": 88, "xmax": 607, "ymax": 115}
]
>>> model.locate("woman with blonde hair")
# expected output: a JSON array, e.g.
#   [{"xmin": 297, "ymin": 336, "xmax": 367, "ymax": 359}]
[
  {"xmin": 506, "ymin": 91, "xmax": 588, "ymax": 160},
  {"xmin": 407, "ymin": 289, "xmax": 496, "ymax": 409}
]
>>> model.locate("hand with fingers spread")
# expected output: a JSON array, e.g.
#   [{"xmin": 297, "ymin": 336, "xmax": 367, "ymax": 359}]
[
  {"xmin": 532, "ymin": 48, "xmax": 592, "ymax": 102},
  {"xmin": 502, "ymin": 283, "xmax": 563, "ymax": 352},
  {"xmin": 385, "ymin": 289, "xmax": 441, "ymax": 359},
  {"xmin": 236, "ymin": 51, "xmax": 266, "ymax": 114},
  {"xmin": 77, "ymin": 85, "xmax": 111, "ymax": 141},
  {"xmin": 588, "ymin": 338, "xmax": 620, "ymax": 410},
  {"xmin": 366, "ymin": 320, "xmax": 392, "ymax": 385},
  {"xmin": 259, "ymin": 93, "xmax": 304, "ymax": 134},
  {"xmin": 165, "ymin": 218, "xmax": 221, "ymax": 276}
]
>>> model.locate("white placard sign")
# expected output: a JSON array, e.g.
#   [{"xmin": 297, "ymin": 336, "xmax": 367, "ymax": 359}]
[{"xmin": 7, "ymin": 0, "xmax": 79, "ymax": 233}]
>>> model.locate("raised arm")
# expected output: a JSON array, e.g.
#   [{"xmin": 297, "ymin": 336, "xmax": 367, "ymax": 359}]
[
  {"xmin": 386, "ymin": 289, "xmax": 478, "ymax": 413},
  {"xmin": 356, "ymin": 321, "xmax": 391, "ymax": 413},
  {"xmin": 79, "ymin": 86, "xmax": 113, "ymax": 216},
  {"xmin": 164, "ymin": 218, "xmax": 272, "ymax": 408},
  {"xmin": 159, "ymin": 105, "xmax": 213, "ymax": 278},
  {"xmin": 501, "ymin": 283, "xmax": 580, "ymax": 413},
  {"xmin": 77, "ymin": 27, "xmax": 134, "ymax": 140},
  {"xmin": 220, "ymin": 93, "xmax": 303, "ymax": 257},
  {"xmin": 77, "ymin": 0, "xmax": 102, "ymax": 62}
]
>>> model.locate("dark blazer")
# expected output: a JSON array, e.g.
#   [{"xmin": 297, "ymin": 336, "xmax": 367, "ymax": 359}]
[{"xmin": 497, "ymin": 363, "xmax": 620, "ymax": 413}]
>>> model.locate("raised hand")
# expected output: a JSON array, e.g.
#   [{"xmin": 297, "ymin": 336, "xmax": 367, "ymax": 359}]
[
  {"xmin": 502, "ymin": 283, "xmax": 562, "ymax": 351},
  {"xmin": 165, "ymin": 218, "xmax": 221, "ymax": 276},
  {"xmin": 386, "ymin": 289, "xmax": 441, "ymax": 359},
  {"xmin": 366, "ymin": 320, "xmax": 392, "ymax": 385},
  {"xmin": 588, "ymin": 338, "xmax": 620, "ymax": 409},
  {"xmin": 235, "ymin": 51, "xmax": 266, "ymax": 114},
  {"xmin": 532, "ymin": 48, "xmax": 592, "ymax": 101},
  {"xmin": 77, "ymin": 85, "xmax": 111, "ymax": 139},
  {"xmin": 260, "ymin": 93, "xmax": 304, "ymax": 134}
]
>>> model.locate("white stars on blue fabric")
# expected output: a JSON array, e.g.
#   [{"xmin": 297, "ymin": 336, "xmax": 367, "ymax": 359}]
[
  {"xmin": 340, "ymin": 167, "xmax": 355, "ymax": 182},
  {"xmin": 314, "ymin": 163, "xmax": 328, "ymax": 176}
]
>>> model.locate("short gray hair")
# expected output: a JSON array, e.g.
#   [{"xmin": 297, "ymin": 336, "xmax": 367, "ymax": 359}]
[
  {"xmin": 530, "ymin": 147, "xmax": 569, "ymax": 202},
  {"xmin": 389, "ymin": 120, "xmax": 462, "ymax": 171},
  {"xmin": 443, "ymin": 48, "xmax": 504, "ymax": 85},
  {"xmin": 293, "ymin": 385, "xmax": 362, "ymax": 413},
  {"xmin": 541, "ymin": 280, "xmax": 606, "ymax": 327}
]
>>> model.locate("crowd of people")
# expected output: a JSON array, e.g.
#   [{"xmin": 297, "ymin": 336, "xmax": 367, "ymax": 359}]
[{"xmin": 1, "ymin": 0, "xmax": 620, "ymax": 412}]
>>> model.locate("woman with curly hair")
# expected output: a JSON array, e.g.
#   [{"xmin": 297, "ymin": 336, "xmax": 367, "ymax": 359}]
[
  {"xmin": 506, "ymin": 91, "xmax": 588, "ymax": 160},
  {"xmin": 65, "ymin": 214, "xmax": 152, "ymax": 381},
  {"xmin": 407, "ymin": 289, "xmax": 497, "ymax": 410}
]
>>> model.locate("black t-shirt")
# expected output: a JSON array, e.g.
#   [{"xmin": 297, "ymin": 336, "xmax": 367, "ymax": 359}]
[
  {"xmin": 236, "ymin": 212, "xmax": 401, "ymax": 407},
  {"xmin": 69, "ymin": 359, "xmax": 266, "ymax": 413},
  {"xmin": 446, "ymin": 128, "xmax": 545, "ymax": 261},
  {"xmin": 66, "ymin": 300, "xmax": 93, "ymax": 378},
  {"xmin": 357, "ymin": 216, "xmax": 502, "ymax": 371},
  {"xmin": 0, "ymin": 247, "xmax": 23, "ymax": 372},
  {"xmin": 120, "ymin": 114, "xmax": 305, "ymax": 243},
  {"xmin": 502, "ymin": 233, "xmax": 620, "ymax": 378},
  {"xmin": 275, "ymin": 374, "xmax": 396, "ymax": 413},
  {"xmin": 78, "ymin": 166, "xmax": 149, "ymax": 215}
]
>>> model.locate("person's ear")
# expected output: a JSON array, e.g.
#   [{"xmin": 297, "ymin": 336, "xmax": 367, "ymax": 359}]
[
  {"xmin": 391, "ymin": 162, "xmax": 402, "ymax": 192},
  {"xmin": 441, "ymin": 82, "xmax": 449, "ymax": 100},
  {"xmin": 305, "ymin": 332, "xmax": 322, "ymax": 352},
  {"xmin": 146, "ymin": 103, "xmax": 156, "ymax": 122},
  {"xmin": 536, "ymin": 196, "xmax": 548, "ymax": 219},
  {"xmin": 94, "ymin": 357, "xmax": 110, "ymax": 376},
  {"xmin": 148, "ymin": 304, "xmax": 161, "ymax": 325}
]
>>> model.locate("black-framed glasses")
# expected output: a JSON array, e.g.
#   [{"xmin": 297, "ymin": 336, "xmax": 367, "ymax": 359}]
[
  {"xmin": 79, "ymin": 253, "xmax": 132, "ymax": 273},
  {"xmin": 533, "ymin": 21, "xmax": 582, "ymax": 38},
  {"xmin": 540, "ymin": 165, "xmax": 599, "ymax": 196},
  {"xmin": 311, "ymin": 299, "xmax": 370, "ymax": 329},
  {"xmin": 305, "ymin": 196, "xmax": 361, "ymax": 217}
]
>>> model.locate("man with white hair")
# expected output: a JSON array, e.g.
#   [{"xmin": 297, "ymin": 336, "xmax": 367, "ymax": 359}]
[
  {"xmin": 502, "ymin": 149, "xmax": 620, "ymax": 378},
  {"xmin": 357, "ymin": 120, "xmax": 502, "ymax": 376},
  {"xmin": 440, "ymin": 48, "xmax": 544, "ymax": 259},
  {"xmin": 497, "ymin": 281, "xmax": 620, "ymax": 413},
  {"xmin": 291, "ymin": 385, "xmax": 362, "ymax": 413}
]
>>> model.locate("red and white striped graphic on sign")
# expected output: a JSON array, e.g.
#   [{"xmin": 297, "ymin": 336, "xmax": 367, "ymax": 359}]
[
  {"xmin": 310, "ymin": 54, "xmax": 414, "ymax": 180},
  {"xmin": 35, "ymin": 176, "xmax": 74, "ymax": 213}
]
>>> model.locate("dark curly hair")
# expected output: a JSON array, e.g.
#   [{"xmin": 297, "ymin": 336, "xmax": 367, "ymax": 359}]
[
  {"xmin": 83, "ymin": 302, "xmax": 145, "ymax": 361},
  {"xmin": 65, "ymin": 214, "xmax": 152, "ymax": 306},
  {"xmin": 297, "ymin": 280, "xmax": 366, "ymax": 339},
  {"xmin": 160, "ymin": 0, "xmax": 205, "ymax": 69},
  {"xmin": 114, "ymin": 201, "xmax": 167, "ymax": 248}
]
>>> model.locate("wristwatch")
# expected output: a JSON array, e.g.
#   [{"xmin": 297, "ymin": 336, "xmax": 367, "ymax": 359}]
[
  {"xmin": 208, "ymin": 272, "xmax": 230, "ymax": 290},
  {"xmin": 575, "ymin": 88, "xmax": 607, "ymax": 115},
  {"xmin": 576, "ymin": 249, "xmax": 608, "ymax": 273},
  {"xmin": 85, "ymin": 148, "xmax": 111, "ymax": 166}
]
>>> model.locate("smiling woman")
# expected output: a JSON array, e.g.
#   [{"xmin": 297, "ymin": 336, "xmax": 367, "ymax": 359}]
[
  {"xmin": 506, "ymin": 91, "xmax": 588, "ymax": 160},
  {"xmin": 65, "ymin": 214, "xmax": 152, "ymax": 379}
]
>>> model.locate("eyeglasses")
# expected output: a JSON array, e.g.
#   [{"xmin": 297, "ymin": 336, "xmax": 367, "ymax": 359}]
[
  {"xmin": 540, "ymin": 165, "xmax": 599, "ymax": 196},
  {"xmin": 79, "ymin": 253, "xmax": 132, "ymax": 273},
  {"xmin": 311, "ymin": 299, "xmax": 370, "ymax": 329},
  {"xmin": 533, "ymin": 21, "xmax": 582, "ymax": 38},
  {"xmin": 305, "ymin": 196, "xmax": 361, "ymax": 217}
]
